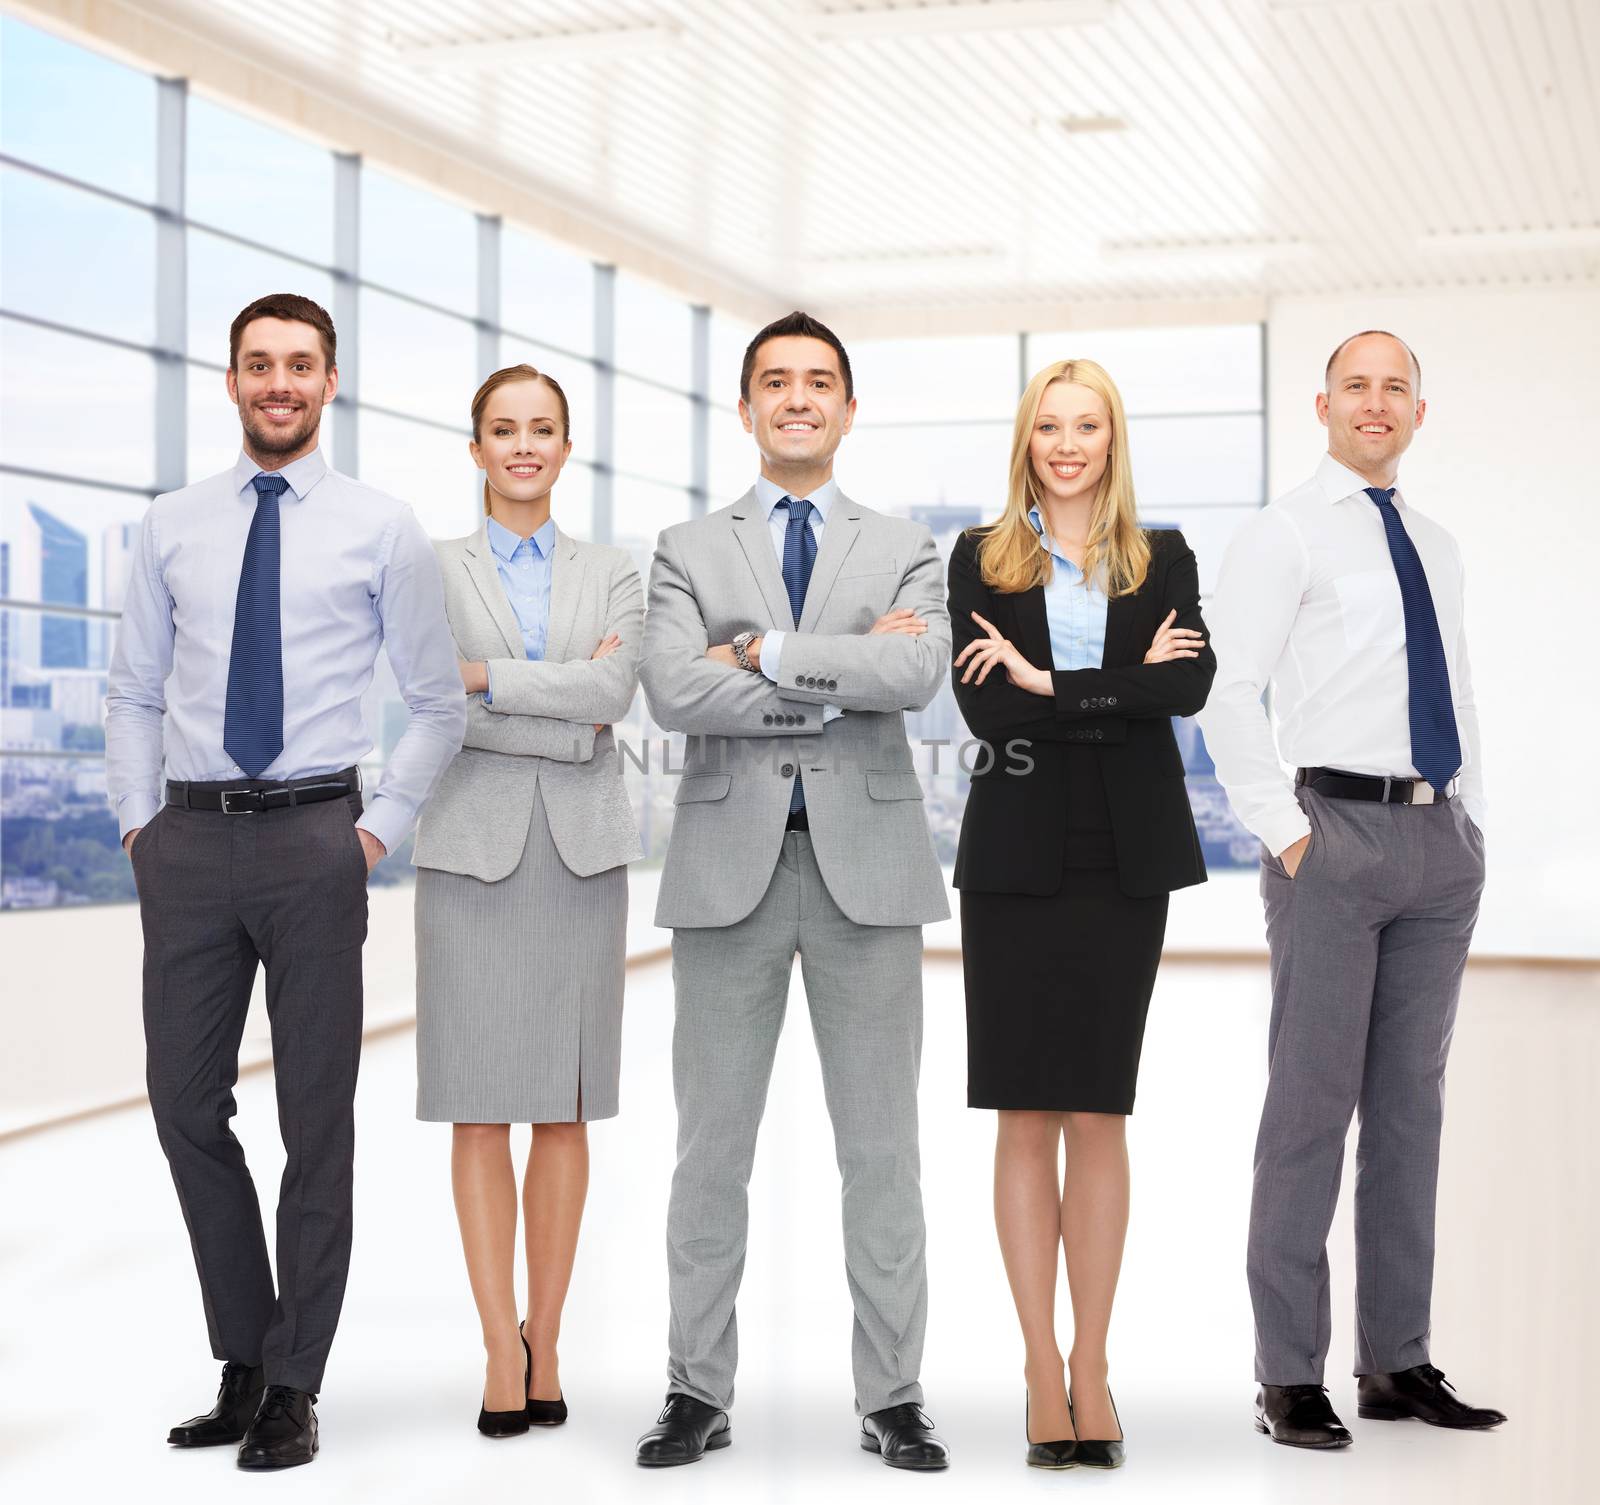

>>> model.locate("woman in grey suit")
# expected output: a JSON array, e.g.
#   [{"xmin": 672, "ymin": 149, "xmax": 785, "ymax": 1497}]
[{"xmin": 412, "ymin": 363, "xmax": 643, "ymax": 1437}]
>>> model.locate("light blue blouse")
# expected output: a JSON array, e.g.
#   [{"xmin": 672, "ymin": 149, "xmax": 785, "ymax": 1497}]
[
  {"xmin": 482, "ymin": 513, "xmax": 556, "ymax": 705},
  {"xmin": 1028, "ymin": 505, "xmax": 1108, "ymax": 671}
]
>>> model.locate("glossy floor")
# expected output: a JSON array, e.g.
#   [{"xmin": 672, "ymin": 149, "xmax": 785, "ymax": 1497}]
[{"xmin": 2, "ymin": 958, "xmax": 1593, "ymax": 1504}]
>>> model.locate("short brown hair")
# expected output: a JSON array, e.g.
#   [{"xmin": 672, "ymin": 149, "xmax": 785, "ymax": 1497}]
[
  {"xmin": 469, "ymin": 363, "xmax": 573, "ymax": 514},
  {"xmin": 229, "ymin": 293, "xmax": 337, "ymax": 371},
  {"xmin": 1325, "ymin": 329, "xmax": 1421, "ymax": 393},
  {"xmin": 740, "ymin": 310, "xmax": 854, "ymax": 404}
]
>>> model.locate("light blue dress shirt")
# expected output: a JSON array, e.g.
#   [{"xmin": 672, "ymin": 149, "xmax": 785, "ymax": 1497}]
[
  {"xmin": 752, "ymin": 475, "xmax": 843, "ymax": 722},
  {"xmin": 1028, "ymin": 505, "xmax": 1109, "ymax": 671},
  {"xmin": 482, "ymin": 514, "xmax": 556, "ymax": 706},
  {"xmin": 104, "ymin": 447, "xmax": 467, "ymax": 854}
]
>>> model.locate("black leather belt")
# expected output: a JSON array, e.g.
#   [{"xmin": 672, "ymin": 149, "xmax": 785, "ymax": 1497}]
[
  {"xmin": 785, "ymin": 808, "xmax": 810, "ymax": 831},
  {"xmin": 1297, "ymin": 767, "xmax": 1456, "ymax": 806},
  {"xmin": 166, "ymin": 766, "xmax": 362, "ymax": 815}
]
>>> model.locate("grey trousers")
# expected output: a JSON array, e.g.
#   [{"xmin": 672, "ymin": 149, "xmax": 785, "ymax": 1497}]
[
  {"xmin": 666, "ymin": 831, "xmax": 928, "ymax": 1415},
  {"xmin": 133, "ymin": 792, "xmax": 369, "ymax": 1395},
  {"xmin": 1249, "ymin": 786, "xmax": 1485, "ymax": 1385}
]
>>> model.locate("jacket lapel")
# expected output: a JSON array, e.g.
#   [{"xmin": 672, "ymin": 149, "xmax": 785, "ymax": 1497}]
[
  {"xmin": 797, "ymin": 492, "xmax": 862, "ymax": 632},
  {"xmin": 544, "ymin": 526, "xmax": 586, "ymax": 663},
  {"xmin": 462, "ymin": 524, "xmax": 526, "ymax": 658},
  {"xmin": 731, "ymin": 490, "xmax": 801, "ymax": 630}
]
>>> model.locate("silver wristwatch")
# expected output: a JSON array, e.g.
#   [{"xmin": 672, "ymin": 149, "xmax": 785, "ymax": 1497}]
[{"xmin": 732, "ymin": 629, "xmax": 760, "ymax": 672}]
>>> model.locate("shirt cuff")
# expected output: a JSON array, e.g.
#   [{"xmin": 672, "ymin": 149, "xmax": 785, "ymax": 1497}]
[
  {"xmin": 759, "ymin": 629, "xmax": 785, "ymax": 683},
  {"xmin": 117, "ymin": 792, "xmax": 163, "ymax": 840},
  {"xmin": 483, "ymin": 662, "xmax": 495, "ymax": 706},
  {"xmin": 354, "ymin": 798, "xmax": 406, "ymax": 857},
  {"xmin": 1262, "ymin": 805, "xmax": 1314, "ymax": 860},
  {"xmin": 822, "ymin": 704, "xmax": 844, "ymax": 723}
]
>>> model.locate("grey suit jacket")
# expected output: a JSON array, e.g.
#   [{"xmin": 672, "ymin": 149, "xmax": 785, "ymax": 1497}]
[
  {"xmin": 412, "ymin": 522, "xmax": 644, "ymax": 882},
  {"xmin": 639, "ymin": 487, "xmax": 951, "ymax": 929}
]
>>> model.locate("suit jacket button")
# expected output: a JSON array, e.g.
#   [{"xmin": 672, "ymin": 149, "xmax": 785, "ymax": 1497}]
[
  {"xmin": 826, "ymin": 679, "xmax": 837, "ymax": 691},
  {"xmin": 796, "ymin": 714, "xmax": 806, "ymax": 724},
  {"xmin": 795, "ymin": 675, "xmax": 805, "ymax": 687},
  {"xmin": 762, "ymin": 713, "xmax": 773, "ymax": 725},
  {"xmin": 1079, "ymin": 698, "xmax": 1089, "ymax": 709},
  {"xmin": 780, "ymin": 763, "xmax": 795, "ymax": 777},
  {"xmin": 1095, "ymin": 729, "xmax": 1103, "ymax": 740},
  {"xmin": 1109, "ymin": 696, "xmax": 1118, "ymax": 706}
]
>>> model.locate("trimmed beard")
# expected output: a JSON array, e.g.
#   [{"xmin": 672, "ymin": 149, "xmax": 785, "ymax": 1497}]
[{"xmin": 241, "ymin": 403, "xmax": 322, "ymax": 459}]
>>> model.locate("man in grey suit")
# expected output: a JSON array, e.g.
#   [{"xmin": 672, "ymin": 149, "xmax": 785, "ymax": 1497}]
[{"xmin": 634, "ymin": 311, "xmax": 952, "ymax": 1471}]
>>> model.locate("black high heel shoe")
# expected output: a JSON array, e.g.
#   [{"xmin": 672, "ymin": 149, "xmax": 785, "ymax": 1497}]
[
  {"xmin": 1025, "ymin": 1391, "xmax": 1077, "ymax": 1470},
  {"xmin": 1068, "ymin": 1385, "xmax": 1125, "ymax": 1469},
  {"xmin": 477, "ymin": 1328, "xmax": 532, "ymax": 1438},
  {"xmin": 521, "ymin": 1321, "xmax": 569, "ymax": 1426}
]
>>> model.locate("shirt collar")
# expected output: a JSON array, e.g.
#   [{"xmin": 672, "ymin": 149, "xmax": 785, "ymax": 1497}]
[
  {"xmin": 1027, "ymin": 505, "xmax": 1086, "ymax": 578},
  {"xmin": 1316, "ymin": 451, "xmax": 1407, "ymax": 510},
  {"xmin": 755, "ymin": 474, "xmax": 839, "ymax": 523},
  {"xmin": 232, "ymin": 447, "xmax": 328, "ymax": 502},
  {"xmin": 486, "ymin": 513, "xmax": 557, "ymax": 564}
]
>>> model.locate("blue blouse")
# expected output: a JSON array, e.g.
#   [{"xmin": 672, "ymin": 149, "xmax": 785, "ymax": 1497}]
[
  {"xmin": 482, "ymin": 513, "xmax": 556, "ymax": 705},
  {"xmin": 1028, "ymin": 506, "xmax": 1108, "ymax": 671}
]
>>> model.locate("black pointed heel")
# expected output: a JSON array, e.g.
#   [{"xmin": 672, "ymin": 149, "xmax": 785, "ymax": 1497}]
[
  {"xmin": 1025, "ymin": 1392, "xmax": 1078, "ymax": 1470},
  {"xmin": 521, "ymin": 1321, "xmax": 568, "ymax": 1426},
  {"xmin": 477, "ymin": 1328, "xmax": 532, "ymax": 1438},
  {"xmin": 1068, "ymin": 1385, "xmax": 1125, "ymax": 1469}
]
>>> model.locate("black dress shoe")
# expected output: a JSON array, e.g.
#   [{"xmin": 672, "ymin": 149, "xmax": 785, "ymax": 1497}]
[
  {"xmin": 167, "ymin": 1361, "xmax": 265, "ymax": 1447},
  {"xmin": 1357, "ymin": 1364, "xmax": 1506, "ymax": 1429},
  {"xmin": 635, "ymin": 1393, "xmax": 731, "ymax": 1467},
  {"xmin": 520, "ymin": 1321, "xmax": 568, "ymax": 1426},
  {"xmin": 860, "ymin": 1403, "xmax": 950, "ymax": 1471},
  {"xmin": 236, "ymin": 1386, "xmax": 318, "ymax": 1470},
  {"xmin": 1255, "ymin": 1384, "xmax": 1353, "ymax": 1449},
  {"xmin": 478, "ymin": 1328, "xmax": 532, "ymax": 1438},
  {"xmin": 1025, "ymin": 1393, "xmax": 1077, "ymax": 1470},
  {"xmin": 1069, "ymin": 1386, "xmax": 1125, "ymax": 1469}
]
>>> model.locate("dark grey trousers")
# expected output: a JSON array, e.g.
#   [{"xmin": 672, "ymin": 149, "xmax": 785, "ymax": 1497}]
[
  {"xmin": 133, "ymin": 790, "xmax": 369, "ymax": 1394},
  {"xmin": 1249, "ymin": 786, "xmax": 1485, "ymax": 1385}
]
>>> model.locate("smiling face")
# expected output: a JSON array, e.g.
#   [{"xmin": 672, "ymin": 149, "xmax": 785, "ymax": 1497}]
[
  {"xmin": 1318, "ymin": 332, "xmax": 1425, "ymax": 484},
  {"xmin": 739, "ymin": 334, "xmax": 856, "ymax": 476},
  {"xmin": 469, "ymin": 378, "xmax": 572, "ymax": 508},
  {"xmin": 227, "ymin": 317, "xmax": 337, "ymax": 465},
  {"xmin": 1029, "ymin": 380, "xmax": 1113, "ymax": 511}
]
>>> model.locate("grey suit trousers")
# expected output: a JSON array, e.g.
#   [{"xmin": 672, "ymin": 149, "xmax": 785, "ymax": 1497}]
[
  {"xmin": 133, "ymin": 791, "xmax": 369, "ymax": 1395},
  {"xmin": 1248, "ymin": 786, "xmax": 1485, "ymax": 1385},
  {"xmin": 666, "ymin": 831, "xmax": 928, "ymax": 1415}
]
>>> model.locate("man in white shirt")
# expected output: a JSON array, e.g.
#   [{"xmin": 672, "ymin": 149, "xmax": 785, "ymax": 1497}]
[
  {"xmin": 1198, "ymin": 331, "xmax": 1505, "ymax": 1448},
  {"xmin": 105, "ymin": 294, "xmax": 465, "ymax": 1469}
]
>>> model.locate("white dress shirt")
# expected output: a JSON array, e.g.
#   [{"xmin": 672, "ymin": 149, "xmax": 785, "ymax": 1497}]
[
  {"xmin": 752, "ymin": 474, "xmax": 842, "ymax": 722},
  {"xmin": 1196, "ymin": 452, "xmax": 1484, "ymax": 857},
  {"xmin": 104, "ymin": 448, "xmax": 467, "ymax": 853}
]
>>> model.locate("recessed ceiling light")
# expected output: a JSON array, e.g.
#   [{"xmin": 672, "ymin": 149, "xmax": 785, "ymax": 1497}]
[
  {"xmin": 392, "ymin": 23, "xmax": 685, "ymax": 69},
  {"xmin": 1032, "ymin": 113, "xmax": 1127, "ymax": 135},
  {"xmin": 1418, "ymin": 226, "xmax": 1600, "ymax": 252},
  {"xmin": 810, "ymin": 0, "xmax": 1113, "ymax": 43}
]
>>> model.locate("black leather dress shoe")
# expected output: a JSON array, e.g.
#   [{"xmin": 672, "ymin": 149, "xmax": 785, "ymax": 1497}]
[
  {"xmin": 1025, "ymin": 1393, "xmax": 1077, "ymax": 1470},
  {"xmin": 1069, "ymin": 1386, "xmax": 1125, "ymax": 1469},
  {"xmin": 635, "ymin": 1393, "xmax": 730, "ymax": 1467},
  {"xmin": 236, "ymin": 1386, "xmax": 318, "ymax": 1470},
  {"xmin": 1357, "ymin": 1364, "xmax": 1506, "ymax": 1429},
  {"xmin": 1255, "ymin": 1384, "xmax": 1353, "ymax": 1449},
  {"xmin": 861, "ymin": 1403, "xmax": 950, "ymax": 1471},
  {"xmin": 167, "ymin": 1361, "xmax": 265, "ymax": 1447},
  {"xmin": 478, "ymin": 1328, "xmax": 531, "ymax": 1438}
]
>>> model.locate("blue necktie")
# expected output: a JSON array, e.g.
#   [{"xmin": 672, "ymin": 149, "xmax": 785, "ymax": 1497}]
[
  {"xmin": 1364, "ymin": 487, "xmax": 1462, "ymax": 792},
  {"xmin": 778, "ymin": 497, "xmax": 817, "ymax": 813},
  {"xmin": 223, "ymin": 473, "xmax": 288, "ymax": 778}
]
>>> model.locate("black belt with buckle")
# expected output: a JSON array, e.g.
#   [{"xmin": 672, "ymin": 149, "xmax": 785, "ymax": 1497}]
[
  {"xmin": 166, "ymin": 766, "xmax": 363, "ymax": 815},
  {"xmin": 1297, "ymin": 767, "xmax": 1456, "ymax": 806},
  {"xmin": 785, "ymin": 808, "xmax": 810, "ymax": 831}
]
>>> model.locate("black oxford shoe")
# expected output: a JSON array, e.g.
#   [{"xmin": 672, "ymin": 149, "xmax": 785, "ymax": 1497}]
[
  {"xmin": 1357, "ymin": 1364, "xmax": 1506, "ymax": 1429},
  {"xmin": 236, "ymin": 1385, "xmax": 318, "ymax": 1471},
  {"xmin": 860, "ymin": 1403, "xmax": 950, "ymax": 1471},
  {"xmin": 635, "ymin": 1393, "xmax": 730, "ymax": 1467},
  {"xmin": 167, "ymin": 1361, "xmax": 265, "ymax": 1447},
  {"xmin": 1255, "ymin": 1384, "xmax": 1354, "ymax": 1449}
]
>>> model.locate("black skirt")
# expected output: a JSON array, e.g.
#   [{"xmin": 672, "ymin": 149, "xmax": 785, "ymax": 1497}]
[{"xmin": 962, "ymin": 749, "xmax": 1169, "ymax": 1114}]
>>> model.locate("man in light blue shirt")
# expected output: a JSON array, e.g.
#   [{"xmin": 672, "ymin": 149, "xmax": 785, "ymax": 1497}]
[{"xmin": 104, "ymin": 293, "xmax": 464, "ymax": 1471}]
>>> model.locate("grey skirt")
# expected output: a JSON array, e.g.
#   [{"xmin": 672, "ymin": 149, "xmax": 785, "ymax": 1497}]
[{"xmin": 414, "ymin": 784, "xmax": 627, "ymax": 1124}]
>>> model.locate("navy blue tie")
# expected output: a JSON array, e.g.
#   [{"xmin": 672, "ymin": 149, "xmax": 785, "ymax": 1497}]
[
  {"xmin": 223, "ymin": 473, "xmax": 288, "ymax": 778},
  {"xmin": 778, "ymin": 497, "xmax": 817, "ymax": 813},
  {"xmin": 1364, "ymin": 486, "xmax": 1462, "ymax": 792}
]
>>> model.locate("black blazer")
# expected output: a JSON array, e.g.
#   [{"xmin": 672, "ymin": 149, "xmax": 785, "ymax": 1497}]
[{"xmin": 948, "ymin": 526, "xmax": 1216, "ymax": 898}]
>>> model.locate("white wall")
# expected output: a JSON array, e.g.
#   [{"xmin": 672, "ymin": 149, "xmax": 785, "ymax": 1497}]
[{"xmin": 1266, "ymin": 285, "xmax": 1600, "ymax": 957}]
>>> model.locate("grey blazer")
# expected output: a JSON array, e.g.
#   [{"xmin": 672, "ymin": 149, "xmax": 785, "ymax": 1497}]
[
  {"xmin": 412, "ymin": 523, "xmax": 644, "ymax": 882},
  {"xmin": 639, "ymin": 487, "xmax": 951, "ymax": 929}
]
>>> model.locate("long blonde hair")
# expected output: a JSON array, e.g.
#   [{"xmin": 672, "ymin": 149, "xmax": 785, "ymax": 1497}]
[{"xmin": 978, "ymin": 358, "xmax": 1149, "ymax": 599}]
